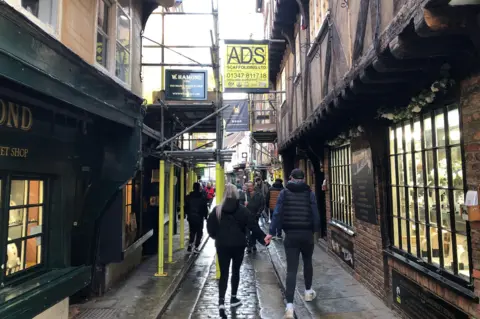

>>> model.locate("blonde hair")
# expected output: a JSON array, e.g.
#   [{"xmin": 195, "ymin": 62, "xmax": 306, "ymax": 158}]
[{"xmin": 216, "ymin": 183, "xmax": 239, "ymax": 220}]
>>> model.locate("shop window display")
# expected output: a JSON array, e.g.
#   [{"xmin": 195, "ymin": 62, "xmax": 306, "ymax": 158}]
[
  {"xmin": 330, "ymin": 145, "xmax": 353, "ymax": 227},
  {"xmin": 389, "ymin": 104, "xmax": 470, "ymax": 281},
  {"xmin": 5, "ymin": 178, "xmax": 45, "ymax": 277},
  {"xmin": 123, "ymin": 179, "xmax": 137, "ymax": 248}
]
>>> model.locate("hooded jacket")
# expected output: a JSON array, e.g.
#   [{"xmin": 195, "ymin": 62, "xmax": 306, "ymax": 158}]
[
  {"xmin": 269, "ymin": 181, "xmax": 320, "ymax": 235},
  {"xmin": 207, "ymin": 198, "xmax": 266, "ymax": 248},
  {"xmin": 185, "ymin": 190, "xmax": 208, "ymax": 222}
]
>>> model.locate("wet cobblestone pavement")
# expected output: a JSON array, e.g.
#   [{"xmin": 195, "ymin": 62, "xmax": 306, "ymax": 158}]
[{"xmin": 191, "ymin": 254, "xmax": 260, "ymax": 319}]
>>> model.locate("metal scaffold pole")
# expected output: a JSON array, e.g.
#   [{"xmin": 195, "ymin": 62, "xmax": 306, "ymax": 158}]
[
  {"xmin": 155, "ymin": 160, "xmax": 167, "ymax": 277},
  {"xmin": 168, "ymin": 163, "xmax": 175, "ymax": 263},
  {"xmin": 180, "ymin": 166, "xmax": 185, "ymax": 249}
]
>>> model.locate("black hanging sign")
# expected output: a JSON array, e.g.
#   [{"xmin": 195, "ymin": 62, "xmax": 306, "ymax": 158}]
[
  {"xmin": 351, "ymin": 137, "xmax": 377, "ymax": 224},
  {"xmin": 223, "ymin": 100, "xmax": 249, "ymax": 132},
  {"xmin": 392, "ymin": 270, "xmax": 469, "ymax": 319},
  {"xmin": 165, "ymin": 69, "xmax": 207, "ymax": 100}
]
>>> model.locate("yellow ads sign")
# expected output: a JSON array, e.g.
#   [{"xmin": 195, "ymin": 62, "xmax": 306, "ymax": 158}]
[{"xmin": 224, "ymin": 40, "xmax": 269, "ymax": 93}]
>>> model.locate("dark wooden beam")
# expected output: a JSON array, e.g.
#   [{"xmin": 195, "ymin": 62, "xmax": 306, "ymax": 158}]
[
  {"xmin": 372, "ymin": 49, "xmax": 442, "ymax": 73},
  {"xmin": 349, "ymin": 78, "xmax": 410, "ymax": 95},
  {"xmin": 322, "ymin": 30, "xmax": 332, "ymax": 97},
  {"xmin": 359, "ymin": 66, "xmax": 426, "ymax": 84},
  {"xmin": 353, "ymin": 0, "xmax": 371, "ymax": 62}
]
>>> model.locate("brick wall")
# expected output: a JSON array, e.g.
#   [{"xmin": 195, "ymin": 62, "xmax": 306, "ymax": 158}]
[
  {"xmin": 323, "ymin": 137, "xmax": 386, "ymax": 301},
  {"xmin": 61, "ymin": 0, "xmax": 95, "ymax": 64}
]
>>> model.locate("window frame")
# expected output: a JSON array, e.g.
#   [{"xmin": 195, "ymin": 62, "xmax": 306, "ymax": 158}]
[
  {"xmin": 115, "ymin": 0, "xmax": 132, "ymax": 85},
  {"xmin": 0, "ymin": 173, "xmax": 50, "ymax": 286},
  {"xmin": 329, "ymin": 144, "xmax": 353, "ymax": 228},
  {"xmin": 295, "ymin": 33, "xmax": 301, "ymax": 77},
  {"xmin": 6, "ymin": 0, "xmax": 61, "ymax": 37},
  {"xmin": 388, "ymin": 103, "xmax": 472, "ymax": 287},
  {"xmin": 94, "ymin": 0, "xmax": 133, "ymax": 86}
]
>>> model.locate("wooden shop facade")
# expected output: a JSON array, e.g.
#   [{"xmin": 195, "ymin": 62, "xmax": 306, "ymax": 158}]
[{"xmin": 265, "ymin": 0, "xmax": 480, "ymax": 317}]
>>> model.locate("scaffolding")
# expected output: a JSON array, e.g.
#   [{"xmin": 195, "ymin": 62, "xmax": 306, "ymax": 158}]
[{"xmin": 142, "ymin": 1, "xmax": 225, "ymax": 278}]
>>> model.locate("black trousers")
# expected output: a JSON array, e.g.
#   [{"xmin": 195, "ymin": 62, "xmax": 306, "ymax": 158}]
[
  {"xmin": 188, "ymin": 219, "xmax": 203, "ymax": 248},
  {"xmin": 284, "ymin": 232, "xmax": 314, "ymax": 303},
  {"xmin": 217, "ymin": 246, "xmax": 245, "ymax": 302},
  {"xmin": 248, "ymin": 216, "xmax": 260, "ymax": 248}
]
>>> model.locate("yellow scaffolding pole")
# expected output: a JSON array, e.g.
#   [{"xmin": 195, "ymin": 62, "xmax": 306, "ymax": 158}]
[
  {"xmin": 168, "ymin": 163, "xmax": 175, "ymax": 263},
  {"xmin": 155, "ymin": 160, "xmax": 167, "ymax": 277},
  {"xmin": 215, "ymin": 162, "xmax": 225, "ymax": 280},
  {"xmin": 180, "ymin": 166, "xmax": 185, "ymax": 249}
]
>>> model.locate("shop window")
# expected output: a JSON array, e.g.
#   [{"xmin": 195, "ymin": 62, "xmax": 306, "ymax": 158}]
[
  {"xmin": 123, "ymin": 179, "xmax": 137, "ymax": 248},
  {"xmin": 330, "ymin": 145, "xmax": 353, "ymax": 227},
  {"xmin": 389, "ymin": 104, "xmax": 470, "ymax": 282},
  {"xmin": 21, "ymin": 0, "xmax": 58, "ymax": 29},
  {"xmin": 4, "ymin": 177, "xmax": 46, "ymax": 278},
  {"xmin": 96, "ymin": 0, "xmax": 111, "ymax": 68},
  {"xmin": 116, "ymin": 0, "xmax": 131, "ymax": 84},
  {"xmin": 309, "ymin": 0, "xmax": 329, "ymax": 43}
]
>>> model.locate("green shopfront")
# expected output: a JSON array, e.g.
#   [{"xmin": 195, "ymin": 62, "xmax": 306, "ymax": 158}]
[{"xmin": 0, "ymin": 4, "xmax": 143, "ymax": 318}]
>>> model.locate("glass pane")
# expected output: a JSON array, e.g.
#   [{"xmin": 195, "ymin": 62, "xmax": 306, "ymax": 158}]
[
  {"xmin": 397, "ymin": 155, "xmax": 404, "ymax": 186},
  {"xmin": 443, "ymin": 231, "xmax": 453, "ymax": 273},
  {"xmin": 448, "ymin": 108, "xmax": 460, "ymax": 145},
  {"xmin": 419, "ymin": 224, "xmax": 428, "ymax": 260},
  {"xmin": 389, "ymin": 128, "xmax": 395, "ymax": 155},
  {"xmin": 440, "ymin": 191, "xmax": 451, "ymax": 231},
  {"xmin": 437, "ymin": 149, "xmax": 448, "ymax": 187},
  {"xmin": 426, "ymin": 150, "xmax": 434, "ymax": 186},
  {"xmin": 21, "ymin": 0, "xmax": 39, "ymax": 17},
  {"xmin": 428, "ymin": 189, "xmax": 438, "ymax": 225},
  {"xmin": 396, "ymin": 127, "xmax": 403, "ymax": 153},
  {"xmin": 11, "ymin": 180, "xmax": 27, "ymax": 206},
  {"xmin": 116, "ymin": 44, "xmax": 130, "ymax": 83},
  {"xmin": 435, "ymin": 110, "xmax": 446, "ymax": 147},
  {"xmin": 415, "ymin": 152, "xmax": 424, "ymax": 186},
  {"xmin": 97, "ymin": 0, "xmax": 109, "ymax": 31},
  {"xmin": 454, "ymin": 190, "xmax": 466, "ymax": 233},
  {"xmin": 413, "ymin": 120, "xmax": 422, "ymax": 150},
  {"xmin": 25, "ymin": 237, "xmax": 41, "ymax": 269},
  {"xmin": 392, "ymin": 187, "xmax": 398, "ymax": 216},
  {"xmin": 117, "ymin": 6, "xmax": 131, "ymax": 48},
  {"xmin": 390, "ymin": 156, "xmax": 396, "ymax": 185},
  {"xmin": 399, "ymin": 188, "xmax": 406, "ymax": 218},
  {"xmin": 5, "ymin": 241, "xmax": 24, "ymax": 276},
  {"xmin": 456, "ymin": 233, "xmax": 470, "ymax": 279},
  {"xmin": 8, "ymin": 208, "xmax": 26, "ymax": 240},
  {"xmin": 28, "ymin": 180, "xmax": 43, "ymax": 204},
  {"xmin": 27, "ymin": 206, "xmax": 43, "ymax": 236},
  {"xmin": 451, "ymin": 146, "xmax": 463, "ymax": 189},
  {"xmin": 408, "ymin": 188, "xmax": 415, "ymax": 220},
  {"xmin": 430, "ymin": 227, "xmax": 440, "ymax": 265},
  {"xmin": 401, "ymin": 219, "xmax": 408, "ymax": 252},
  {"xmin": 96, "ymin": 32, "xmax": 108, "ymax": 67},
  {"xmin": 418, "ymin": 188, "xmax": 426, "ymax": 222},
  {"xmin": 411, "ymin": 223, "xmax": 418, "ymax": 257},
  {"xmin": 406, "ymin": 154, "xmax": 413, "ymax": 186},
  {"xmin": 424, "ymin": 115, "xmax": 433, "ymax": 149},
  {"xmin": 405, "ymin": 124, "xmax": 412, "ymax": 153},
  {"xmin": 393, "ymin": 217, "xmax": 399, "ymax": 247}
]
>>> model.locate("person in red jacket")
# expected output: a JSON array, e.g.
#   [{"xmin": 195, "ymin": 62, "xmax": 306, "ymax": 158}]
[{"xmin": 205, "ymin": 182, "xmax": 215, "ymax": 209}]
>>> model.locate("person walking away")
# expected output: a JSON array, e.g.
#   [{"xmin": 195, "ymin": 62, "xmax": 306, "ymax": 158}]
[
  {"xmin": 207, "ymin": 183, "xmax": 271, "ymax": 318},
  {"xmin": 245, "ymin": 182, "xmax": 263, "ymax": 253},
  {"xmin": 266, "ymin": 169, "xmax": 320, "ymax": 319},
  {"xmin": 205, "ymin": 182, "xmax": 215, "ymax": 209},
  {"xmin": 265, "ymin": 178, "xmax": 284, "ymax": 239},
  {"xmin": 185, "ymin": 182, "xmax": 208, "ymax": 253}
]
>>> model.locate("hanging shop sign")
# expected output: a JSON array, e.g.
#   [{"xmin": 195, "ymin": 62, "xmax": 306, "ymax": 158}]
[
  {"xmin": 330, "ymin": 230, "xmax": 354, "ymax": 268},
  {"xmin": 224, "ymin": 40, "xmax": 269, "ymax": 93},
  {"xmin": 165, "ymin": 69, "xmax": 207, "ymax": 100},
  {"xmin": 351, "ymin": 137, "xmax": 377, "ymax": 224},
  {"xmin": 392, "ymin": 270, "xmax": 469, "ymax": 319},
  {"xmin": 223, "ymin": 100, "xmax": 249, "ymax": 132}
]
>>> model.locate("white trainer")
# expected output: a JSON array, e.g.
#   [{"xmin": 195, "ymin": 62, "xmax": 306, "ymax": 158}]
[
  {"xmin": 304, "ymin": 290, "xmax": 317, "ymax": 302},
  {"xmin": 283, "ymin": 307, "xmax": 294, "ymax": 319}
]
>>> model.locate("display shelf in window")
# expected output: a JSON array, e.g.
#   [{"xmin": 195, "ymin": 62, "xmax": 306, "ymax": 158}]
[
  {"xmin": 389, "ymin": 104, "xmax": 471, "ymax": 284},
  {"xmin": 5, "ymin": 179, "xmax": 45, "ymax": 277}
]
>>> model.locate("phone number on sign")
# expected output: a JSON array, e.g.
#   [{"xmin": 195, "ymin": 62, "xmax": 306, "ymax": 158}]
[{"xmin": 226, "ymin": 73, "xmax": 267, "ymax": 79}]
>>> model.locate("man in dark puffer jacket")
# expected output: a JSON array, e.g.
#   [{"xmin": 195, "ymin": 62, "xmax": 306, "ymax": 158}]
[
  {"xmin": 185, "ymin": 182, "xmax": 209, "ymax": 253},
  {"xmin": 266, "ymin": 169, "xmax": 320, "ymax": 319}
]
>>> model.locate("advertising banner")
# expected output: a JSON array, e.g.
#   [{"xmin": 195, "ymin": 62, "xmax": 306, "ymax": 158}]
[
  {"xmin": 223, "ymin": 100, "xmax": 249, "ymax": 132},
  {"xmin": 224, "ymin": 40, "xmax": 269, "ymax": 93},
  {"xmin": 165, "ymin": 69, "xmax": 207, "ymax": 100}
]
